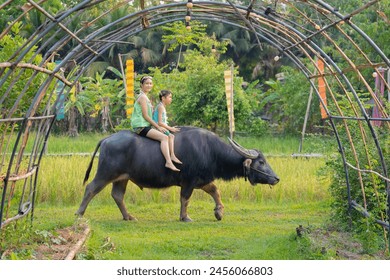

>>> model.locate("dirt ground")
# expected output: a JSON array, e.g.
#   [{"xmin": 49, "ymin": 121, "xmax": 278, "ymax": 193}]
[
  {"xmin": 34, "ymin": 223, "xmax": 89, "ymax": 260},
  {"xmin": 1, "ymin": 223, "xmax": 89, "ymax": 260}
]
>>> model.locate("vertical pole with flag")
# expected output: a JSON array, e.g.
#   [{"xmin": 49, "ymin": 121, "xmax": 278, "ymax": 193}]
[
  {"xmin": 126, "ymin": 60, "xmax": 135, "ymax": 118},
  {"xmin": 224, "ymin": 65, "xmax": 235, "ymax": 139},
  {"xmin": 318, "ymin": 58, "xmax": 327, "ymax": 119}
]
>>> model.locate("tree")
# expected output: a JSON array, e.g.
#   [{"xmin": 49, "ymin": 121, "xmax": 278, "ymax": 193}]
[
  {"xmin": 79, "ymin": 68, "xmax": 125, "ymax": 132},
  {"xmin": 162, "ymin": 21, "xmax": 209, "ymax": 68}
]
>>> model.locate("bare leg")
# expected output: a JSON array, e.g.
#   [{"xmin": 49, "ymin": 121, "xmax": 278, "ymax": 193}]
[
  {"xmin": 168, "ymin": 134, "xmax": 182, "ymax": 164},
  {"xmin": 146, "ymin": 129, "xmax": 180, "ymax": 171},
  {"xmin": 201, "ymin": 182, "xmax": 224, "ymax": 221},
  {"xmin": 180, "ymin": 187, "xmax": 194, "ymax": 222},
  {"xmin": 111, "ymin": 180, "xmax": 137, "ymax": 221}
]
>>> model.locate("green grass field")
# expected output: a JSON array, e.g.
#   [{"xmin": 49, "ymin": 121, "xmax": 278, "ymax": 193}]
[
  {"xmin": 1, "ymin": 133, "xmax": 337, "ymax": 260},
  {"xmin": 32, "ymin": 200, "xmax": 330, "ymax": 260}
]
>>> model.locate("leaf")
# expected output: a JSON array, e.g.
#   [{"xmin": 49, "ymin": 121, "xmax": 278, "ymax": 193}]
[
  {"xmin": 70, "ymin": 93, "xmax": 76, "ymax": 103},
  {"xmin": 76, "ymin": 102, "xmax": 85, "ymax": 115},
  {"xmin": 264, "ymin": 80, "xmax": 279, "ymax": 90},
  {"xmin": 107, "ymin": 66, "xmax": 122, "ymax": 79}
]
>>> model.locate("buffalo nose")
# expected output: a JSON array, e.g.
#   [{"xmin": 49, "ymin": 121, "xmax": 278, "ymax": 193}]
[{"xmin": 273, "ymin": 177, "xmax": 280, "ymax": 185}]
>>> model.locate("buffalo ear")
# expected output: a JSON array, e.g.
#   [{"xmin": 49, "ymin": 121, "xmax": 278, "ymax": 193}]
[
  {"xmin": 243, "ymin": 159, "xmax": 252, "ymax": 181},
  {"xmin": 243, "ymin": 159, "xmax": 252, "ymax": 170}
]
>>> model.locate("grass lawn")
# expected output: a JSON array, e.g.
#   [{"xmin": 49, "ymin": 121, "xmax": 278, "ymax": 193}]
[{"xmin": 30, "ymin": 198, "xmax": 331, "ymax": 260}]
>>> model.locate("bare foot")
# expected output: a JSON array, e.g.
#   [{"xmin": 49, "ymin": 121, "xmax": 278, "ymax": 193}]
[
  {"xmin": 165, "ymin": 162, "xmax": 180, "ymax": 172},
  {"xmin": 172, "ymin": 157, "xmax": 183, "ymax": 164}
]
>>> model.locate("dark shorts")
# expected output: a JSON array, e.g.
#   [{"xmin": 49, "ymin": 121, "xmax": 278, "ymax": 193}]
[{"xmin": 134, "ymin": 126, "xmax": 152, "ymax": 137}]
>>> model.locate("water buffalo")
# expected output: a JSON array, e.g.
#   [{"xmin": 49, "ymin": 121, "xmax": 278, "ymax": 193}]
[{"xmin": 76, "ymin": 126, "xmax": 279, "ymax": 221}]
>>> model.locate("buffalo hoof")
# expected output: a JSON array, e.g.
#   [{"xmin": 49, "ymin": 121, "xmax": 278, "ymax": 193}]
[
  {"xmin": 123, "ymin": 214, "xmax": 138, "ymax": 221},
  {"xmin": 214, "ymin": 206, "xmax": 224, "ymax": 221},
  {"xmin": 75, "ymin": 210, "xmax": 84, "ymax": 217},
  {"xmin": 180, "ymin": 216, "xmax": 193, "ymax": 222}
]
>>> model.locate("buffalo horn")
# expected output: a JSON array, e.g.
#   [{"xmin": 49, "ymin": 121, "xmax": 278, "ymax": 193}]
[{"xmin": 228, "ymin": 137, "xmax": 258, "ymax": 159}]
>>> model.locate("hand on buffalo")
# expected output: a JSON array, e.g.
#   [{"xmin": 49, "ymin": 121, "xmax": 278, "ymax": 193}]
[
  {"xmin": 170, "ymin": 126, "xmax": 180, "ymax": 133},
  {"xmin": 157, "ymin": 126, "xmax": 168, "ymax": 134}
]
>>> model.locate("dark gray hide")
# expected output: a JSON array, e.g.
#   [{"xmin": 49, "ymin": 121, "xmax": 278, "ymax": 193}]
[{"xmin": 76, "ymin": 126, "xmax": 279, "ymax": 221}]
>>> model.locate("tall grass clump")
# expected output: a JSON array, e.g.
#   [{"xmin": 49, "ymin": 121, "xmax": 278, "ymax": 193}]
[
  {"xmin": 34, "ymin": 132, "xmax": 333, "ymax": 208},
  {"xmin": 36, "ymin": 155, "xmax": 330, "ymax": 208},
  {"xmin": 235, "ymin": 133, "xmax": 335, "ymax": 155},
  {"xmin": 40, "ymin": 131, "xmax": 336, "ymax": 156},
  {"xmin": 37, "ymin": 156, "xmax": 93, "ymax": 205},
  {"xmin": 45, "ymin": 133, "xmax": 110, "ymax": 153}
]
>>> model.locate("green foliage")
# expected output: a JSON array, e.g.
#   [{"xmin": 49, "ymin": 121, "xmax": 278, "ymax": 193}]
[
  {"xmin": 0, "ymin": 222, "xmax": 37, "ymax": 260},
  {"xmin": 321, "ymin": 93, "xmax": 389, "ymax": 248},
  {"xmin": 64, "ymin": 86, "xmax": 88, "ymax": 116},
  {"xmin": 162, "ymin": 21, "xmax": 208, "ymax": 52},
  {"xmin": 63, "ymin": 70, "xmax": 125, "ymax": 132},
  {"xmin": 259, "ymin": 66, "xmax": 322, "ymax": 134},
  {"xmin": 0, "ymin": 0, "xmax": 25, "ymax": 30},
  {"xmin": 162, "ymin": 21, "xmax": 228, "ymax": 57},
  {"xmin": 0, "ymin": 22, "xmax": 55, "ymax": 119},
  {"xmin": 79, "ymin": 70, "xmax": 125, "ymax": 117},
  {"xmin": 327, "ymin": 0, "xmax": 390, "ymax": 63}
]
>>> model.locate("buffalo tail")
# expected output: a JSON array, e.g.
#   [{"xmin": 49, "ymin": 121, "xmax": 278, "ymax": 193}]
[{"xmin": 83, "ymin": 139, "xmax": 102, "ymax": 186}]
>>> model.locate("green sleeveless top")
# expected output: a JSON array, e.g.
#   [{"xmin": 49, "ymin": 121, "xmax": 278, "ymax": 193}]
[{"xmin": 131, "ymin": 93, "xmax": 152, "ymax": 128}]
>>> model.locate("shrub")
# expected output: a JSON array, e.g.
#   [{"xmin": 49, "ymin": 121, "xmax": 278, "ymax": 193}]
[{"xmin": 323, "ymin": 114, "xmax": 389, "ymax": 250}]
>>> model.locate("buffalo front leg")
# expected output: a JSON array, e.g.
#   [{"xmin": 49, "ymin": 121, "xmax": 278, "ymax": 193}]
[
  {"xmin": 111, "ymin": 180, "xmax": 137, "ymax": 221},
  {"xmin": 201, "ymin": 183, "xmax": 224, "ymax": 221},
  {"xmin": 180, "ymin": 187, "xmax": 194, "ymax": 222}
]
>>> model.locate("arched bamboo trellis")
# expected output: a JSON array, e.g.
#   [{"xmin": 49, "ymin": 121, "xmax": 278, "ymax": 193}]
[{"xmin": 0, "ymin": 0, "xmax": 389, "ymax": 245}]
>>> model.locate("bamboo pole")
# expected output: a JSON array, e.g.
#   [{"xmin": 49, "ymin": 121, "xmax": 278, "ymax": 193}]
[
  {"xmin": 0, "ymin": 63, "xmax": 72, "ymax": 86},
  {"xmin": 64, "ymin": 226, "xmax": 91, "ymax": 260}
]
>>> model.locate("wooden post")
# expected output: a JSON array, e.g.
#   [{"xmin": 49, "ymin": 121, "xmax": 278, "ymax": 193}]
[{"xmin": 299, "ymin": 84, "xmax": 313, "ymax": 153}]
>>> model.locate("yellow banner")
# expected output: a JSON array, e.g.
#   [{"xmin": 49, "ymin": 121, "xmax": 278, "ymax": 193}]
[
  {"xmin": 318, "ymin": 59, "xmax": 327, "ymax": 119},
  {"xmin": 126, "ymin": 60, "xmax": 134, "ymax": 118},
  {"xmin": 224, "ymin": 70, "xmax": 235, "ymax": 133}
]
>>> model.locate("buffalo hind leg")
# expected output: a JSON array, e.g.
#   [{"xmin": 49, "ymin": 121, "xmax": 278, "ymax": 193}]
[
  {"xmin": 76, "ymin": 178, "xmax": 108, "ymax": 217},
  {"xmin": 111, "ymin": 180, "xmax": 137, "ymax": 221},
  {"xmin": 201, "ymin": 183, "xmax": 224, "ymax": 221},
  {"xmin": 180, "ymin": 187, "xmax": 194, "ymax": 222}
]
